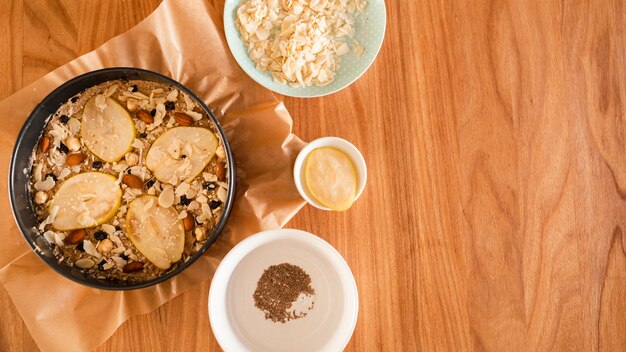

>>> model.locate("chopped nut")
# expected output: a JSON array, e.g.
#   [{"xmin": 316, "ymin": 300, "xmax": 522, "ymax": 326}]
[
  {"xmin": 174, "ymin": 112, "xmax": 193, "ymax": 126},
  {"xmin": 65, "ymin": 229, "xmax": 86, "ymax": 245},
  {"xmin": 39, "ymin": 136, "xmax": 51, "ymax": 153},
  {"xmin": 34, "ymin": 191, "xmax": 48, "ymax": 205},
  {"xmin": 215, "ymin": 145, "xmax": 226, "ymax": 159},
  {"xmin": 122, "ymin": 174, "xmax": 144, "ymax": 189},
  {"xmin": 66, "ymin": 153, "xmax": 85, "ymax": 166},
  {"xmin": 65, "ymin": 137, "xmax": 81, "ymax": 152},
  {"xmin": 216, "ymin": 161, "xmax": 226, "ymax": 181},
  {"xmin": 183, "ymin": 213, "xmax": 195, "ymax": 231},
  {"xmin": 158, "ymin": 186, "xmax": 175, "ymax": 208},
  {"xmin": 137, "ymin": 109, "xmax": 154, "ymax": 124},
  {"xmin": 75, "ymin": 258, "xmax": 95, "ymax": 269},
  {"xmin": 194, "ymin": 227, "xmax": 207, "ymax": 242},
  {"xmin": 123, "ymin": 261, "xmax": 144, "ymax": 273},
  {"xmin": 127, "ymin": 98, "xmax": 139, "ymax": 111},
  {"xmin": 125, "ymin": 152, "xmax": 139, "ymax": 166},
  {"xmin": 97, "ymin": 239, "xmax": 114, "ymax": 254}
]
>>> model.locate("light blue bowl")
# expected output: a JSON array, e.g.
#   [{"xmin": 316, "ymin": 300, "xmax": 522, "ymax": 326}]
[{"xmin": 223, "ymin": 0, "xmax": 387, "ymax": 98}]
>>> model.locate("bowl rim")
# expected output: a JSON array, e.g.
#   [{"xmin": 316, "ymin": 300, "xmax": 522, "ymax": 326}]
[
  {"xmin": 8, "ymin": 67, "xmax": 236, "ymax": 290},
  {"xmin": 222, "ymin": 0, "xmax": 387, "ymax": 98},
  {"xmin": 208, "ymin": 228, "xmax": 359, "ymax": 352}
]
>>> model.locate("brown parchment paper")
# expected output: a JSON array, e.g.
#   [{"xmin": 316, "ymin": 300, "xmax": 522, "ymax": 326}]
[{"xmin": 0, "ymin": 0, "xmax": 307, "ymax": 351}]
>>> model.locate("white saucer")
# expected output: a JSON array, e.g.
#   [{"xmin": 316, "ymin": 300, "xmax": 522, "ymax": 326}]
[{"xmin": 208, "ymin": 229, "xmax": 358, "ymax": 352}]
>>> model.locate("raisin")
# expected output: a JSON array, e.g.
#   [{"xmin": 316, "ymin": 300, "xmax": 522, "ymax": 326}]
[
  {"xmin": 165, "ymin": 101, "xmax": 175, "ymax": 111},
  {"xmin": 139, "ymin": 132, "xmax": 147, "ymax": 138},
  {"xmin": 60, "ymin": 115, "xmax": 69, "ymax": 123},
  {"xmin": 76, "ymin": 242, "xmax": 84, "ymax": 251},
  {"xmin": 180, "ymin": 195, "xmax": 191, "ymax": 206},
  {"xmin": 130, "ymin": 85, "xmax": 138, "ymax": 92},
  {"xmin": 92, "ymin": 160, "xmax": 103, "ymax": 169},
  {"xmin": 202, "ymin": 182, "xmax": 216, "ymax": 190},
  {"xmin": 94, "ymin": 231, "xmax": 107, "ymax": 240},
  {"xmin": 58, "ymin": 142, "xmax": 69, "ymax": 154},
  {"xmin": 145, "ymin": 179, "xmax": 155, "ymax": 188},
  {"xmin": 150, "ymin": 109, "xmax": 156, "ymax": 117},
  {"xmin": 209, "ymin": 200, "xmax": 222, "ymax": 209}
]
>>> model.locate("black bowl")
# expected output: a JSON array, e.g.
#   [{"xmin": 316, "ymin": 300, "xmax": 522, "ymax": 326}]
[{"xmin": 8, "ymin": 68, "xmax": 236, "ymax": 290}]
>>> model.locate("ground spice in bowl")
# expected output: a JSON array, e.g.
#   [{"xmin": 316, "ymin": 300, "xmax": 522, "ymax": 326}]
[{"xmin": 253, "ymin": 263, "xmax": 315, "ymax": 323}]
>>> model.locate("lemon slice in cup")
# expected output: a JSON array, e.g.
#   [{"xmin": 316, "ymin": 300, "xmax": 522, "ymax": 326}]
[{"xmin": 304, "ymin": 147, "xmax": 358, "ymax": 211}]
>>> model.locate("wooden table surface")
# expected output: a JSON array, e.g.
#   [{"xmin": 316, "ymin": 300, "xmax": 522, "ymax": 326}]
[{"xmin": 2, "ymin": 0, "xmax": 626, "ymax": 351}]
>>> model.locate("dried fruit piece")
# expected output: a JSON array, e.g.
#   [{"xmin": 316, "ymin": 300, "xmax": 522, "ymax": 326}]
[
  {"xmin": 64, "ymin": 229, "xmax": 86, "ymax": 245},
  {"xmin": 146, "ymin": 127, "xmax": 218, "ymax": 185},
  {"xmin": 123, "ymin": 261, "xmax": 144, "ymax": 273},
  {"xmin": 174, "ymin": 112, "xmax": 193, "ymax": 126},
  {"xmin": 122, "ymin": 174, "xmax": 143, "ymax": 189},
  {"xmin": 304, "ymin": 147, "xmax": 357, "ymax": 211},
  {"xmin": 49, "ymin": 172, "xmax": 122, "ymax": 231},
  {"xmin": 183, "ymin": 213, "xmax": 195, "ymax": 231},
  {"xmin": 126, "ymin": 195, "xmax": 185, "ymax": 269},
  {"xmin": 82, "ymin": 95, "xmax": 135, "ymax": 162},
  {"xmin": 66, "ymin": 153, "xmax": 85, "ymax": 166},
  {"xmin": 136, "ymin": 109, "xmax": 154, "ymax": 124}
]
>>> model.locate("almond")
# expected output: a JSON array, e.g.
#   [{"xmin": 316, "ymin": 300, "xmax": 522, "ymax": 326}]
[
  {"xmin": 66, "ymin": 153, "xmax": 85, "ymax": 166},
  {"xmin": 123, "ymin": 261, "xmax": 144, "ymax": 273},
  {"xmin": 136, "ymin": 109, "xmax": 154, "ymax": 124},
  {"xmin": 122, "ymin": 174, "xmax": 143, "ymax": 189},
  {"xmin": 174, "ymin": 112, "xmax": 193, "ymax": 126},
  {"xmin": 183, "ymin": 213, "xmax": 195, "ymax": 231},
  {"xmin": 216, "ymin": 161, "xmax": 226, "ymax": 181},
  {"xmin": 64, "ymin": 229, "xmax": 86, "ymax": 245},
  {"xmin": 39, "ymin": 136, "xmax": 50, "ymax": 153}
]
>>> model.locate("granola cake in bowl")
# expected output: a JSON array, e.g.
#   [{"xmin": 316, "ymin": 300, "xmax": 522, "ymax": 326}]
[{"xmin": 8, "ymin": 68, "xmax": 235, "ymax": 290}]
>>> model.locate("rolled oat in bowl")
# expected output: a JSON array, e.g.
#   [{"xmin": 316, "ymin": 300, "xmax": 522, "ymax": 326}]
[{"xmin": 30, "ymin": 79, "xmax": 230, "ymax": 283}]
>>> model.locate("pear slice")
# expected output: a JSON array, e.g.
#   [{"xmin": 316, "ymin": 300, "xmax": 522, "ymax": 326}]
[
  {"xmin": 304, "ymin": 147, "xmax": 358, "ymax": 211},
  {"xmin": 50, "ymin": 172, "xmax": 122, "ymax": 231},
  {"xmin": 125, "ymin": 195, "xmax": 185, "ymax": 270},
  {"xmin": 81, "ymin": 94, "xmax": 135, "ymax": 162},
  {"xmin": 145, "ymin": 127, "xmax": 218, "ymax": 186}
]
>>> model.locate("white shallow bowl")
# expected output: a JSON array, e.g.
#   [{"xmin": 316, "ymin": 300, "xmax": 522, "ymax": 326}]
[
  {"xmin": 209, "ymin": 229, "xmax": 359, "ymax": 352},
  {"xmin": 293, "ymin": 137, "xmax": 367, "ymax": 210}
]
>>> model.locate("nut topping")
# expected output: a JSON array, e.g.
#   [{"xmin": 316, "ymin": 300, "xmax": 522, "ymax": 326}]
[
  {"xmin": 216, "ymin": 161, "xmax": 226, "ymax": 181},
  {"xmin": 183, "ymin": 213, "xmax": 195, "ymax": 231},
  {"xmin": 39, "ymin": 136, "xmax": 50, "ymax": 153},
  {"xmin": 66, "ymin": 153, "xmax": 85, "ymax": 166},
  {"xmin": 122, "ymin": 174, "xmax": 144, "ymax": 189},
  {"xmin": 137, "ymin": 109, "xmax": 154, "ymax": 124},
  {"xmin": 123, "ymin": 261, "xmax": 144, "ymax": 273},
  {"xmin": 174, "ymin": 112, "xmax": 193, "ymax": 126},
  {"xmin": 65, "ymin": 229, "xmax": 86, "ymax": 245}
]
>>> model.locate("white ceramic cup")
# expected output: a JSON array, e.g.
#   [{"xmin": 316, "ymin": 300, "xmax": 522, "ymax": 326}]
[{"xmin": 293, "ymin": 137, "xmax": 367, "ymax": 210}]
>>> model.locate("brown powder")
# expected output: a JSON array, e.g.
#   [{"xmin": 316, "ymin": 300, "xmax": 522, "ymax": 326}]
[{"xmin": 253, "ymin": 263, "xmax": 315, "ymax": 323}]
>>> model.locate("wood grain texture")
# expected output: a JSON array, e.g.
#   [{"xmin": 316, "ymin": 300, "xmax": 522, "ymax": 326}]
[{"xmin": 1, "ymin": 0, "xmax": 625, "ymax": 351}]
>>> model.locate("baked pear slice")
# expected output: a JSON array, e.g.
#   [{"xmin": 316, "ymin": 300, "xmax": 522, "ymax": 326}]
[
  {"xmin": 81, "ymin": 94, "xmax": 135, "ymax": 162},
  {"xmin": 304, "ymin": 147, "xmax": 358, "ymax": 211},
  {"xmin": 50, "ymin": 172, "xmax": 122, "ymax": 231},
  {"xmin": 145, "ymin": 127, "xmax": 218, "ymax": 185},
  {"xmin": 125, "ymin": 195, "xmax": 185, "ymax": 270}
]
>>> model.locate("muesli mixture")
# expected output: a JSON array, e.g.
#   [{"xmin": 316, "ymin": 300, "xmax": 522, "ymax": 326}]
[{"xmin": 30, "ymin": 80, "xmax": 229, "ymax": 282}]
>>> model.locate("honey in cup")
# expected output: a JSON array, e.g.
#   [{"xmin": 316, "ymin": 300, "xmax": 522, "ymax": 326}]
[{"xmin": 303, "ymin": 147, "xmax": 358, "ymax": 211}]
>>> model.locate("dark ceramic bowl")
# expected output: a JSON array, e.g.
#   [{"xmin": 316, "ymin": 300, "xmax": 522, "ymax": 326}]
[{"xmin": 8, "ymin": 68, "xmax": 236, "ymax": 290}]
